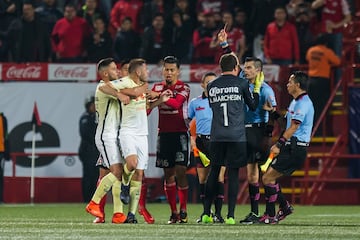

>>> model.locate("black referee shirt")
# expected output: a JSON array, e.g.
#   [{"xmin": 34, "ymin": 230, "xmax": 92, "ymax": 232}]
[{"xmin": 207, "ymin": 74, "xmax": 259, "ymax": 142}]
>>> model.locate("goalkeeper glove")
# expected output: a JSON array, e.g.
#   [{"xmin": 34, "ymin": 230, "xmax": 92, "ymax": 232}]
[{"xmin": 253, "ymin": 71, "xmax": 264, "ymax": 94}]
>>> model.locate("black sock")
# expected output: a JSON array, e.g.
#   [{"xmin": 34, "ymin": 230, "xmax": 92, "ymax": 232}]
[
  {"xmin": 277, "ymin": 184, "xmax": 288, "ymax": 209},
  {"xmin": 227, "ymin": 167, "xmax": 239, "ymax": 218},
  {"xmin": 264, "ymin": 183, "xmax": 279, "ymax": 217},
  {"xmin": 214, "ymin": 181, "xmax": 224, "ymax": 216},
  {"xmin": 199, "ymin": 183, "xmax": 205, "ymax": 206},
  {"xmin": 249, "ymin": 183, "xmax": 260, "ymax": 215},
  {"xmin": 203, "ymin": 165, "xmax": 221, "ymax": 215}
]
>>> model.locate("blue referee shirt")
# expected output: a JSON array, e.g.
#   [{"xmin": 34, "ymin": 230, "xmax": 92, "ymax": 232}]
[
  {"xmin": 188, "ymin": 92, "xmax": 212, "ymax": 135},
  {"xmin": 245, "ymin": 81, "xmax": 277, "ymax": 123},
  {"xmin": 286, "ymin": 93, "xmax": 314, "ymax": 142}
]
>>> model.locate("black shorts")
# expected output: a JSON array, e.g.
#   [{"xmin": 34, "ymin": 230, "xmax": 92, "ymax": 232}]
[
  {"xmin": 195, "ymin": 135, "xmax": 211, "ymax": 168},
  {"xmin": 246, "ymin": 126, "xmax": 271, "ymax": 164},
  {"xmin": 271, "ymin": 144, "xmax": 308, "ymax": 176},
  {"xmin": 156, "ymin": 132, "xmax": 189, "ymax": 168},
  {"xmin": 210, "ymin": 141, "xmax": 247, "ymax": 168}
]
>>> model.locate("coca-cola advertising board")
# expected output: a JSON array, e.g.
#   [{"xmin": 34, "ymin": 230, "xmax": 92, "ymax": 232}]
[
  {"xmin": 190, "ymin": 64, "xmax": 222, "ymax": 82},
  {"xmin": 147, "ymin": 64, "xmax": 191, "ymax": 82},
  {"xmin": 48, "ymin": 64, "xmax": 97, "ymax": 81},
  {"xmin": 1, "ymin": 63, "xmax": 47, "ymax": 81}
]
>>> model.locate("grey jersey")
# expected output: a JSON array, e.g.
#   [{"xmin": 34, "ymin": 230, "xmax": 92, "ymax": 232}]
[{"xmin": 207, "ymin": 74, "xmax": 259, "ymax": 142}]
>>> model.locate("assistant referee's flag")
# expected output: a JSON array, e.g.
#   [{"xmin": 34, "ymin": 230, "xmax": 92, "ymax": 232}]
[{"xmin": 32, "ymin": 102, "xmax": 42, "ymax": 127}]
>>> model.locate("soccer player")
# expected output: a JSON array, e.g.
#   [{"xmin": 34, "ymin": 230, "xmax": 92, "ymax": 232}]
[
  {"xmin": 148, "ymin": 56, "xmax": 190, "ymax": 224},
  {"xmin": 188, "ymin": 72, "xmax": 226, "ymax": 223},
  {"xmin": 85, "ymin": 58, "xmax": 130, "ymax": 224},
  {"xmin": 112, "ymin": 58, "xmax": 150, "ymax": 223},
  {"xmin": 239, "ymin": 57, "xmax": 278, "ymax": 224},
  {"xmin": 202, "ymin": 53, "xmax": 260, "ymax": 225},
  {"xmin": 260, "ymin": 71, "xmax": 314, "ymax": 224},
  {"xmin": 91, "ymin": 59, "xmax": 129, "ymax": 224}
]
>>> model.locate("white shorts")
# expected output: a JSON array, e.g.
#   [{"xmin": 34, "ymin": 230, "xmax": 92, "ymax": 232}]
[
  {"xmin": 95, "ymin": 137, "xmax": 124, "ymax": 168},
  {"xmin": 119, "ymin": 134, "xmax": 148, "ymax": 170}
]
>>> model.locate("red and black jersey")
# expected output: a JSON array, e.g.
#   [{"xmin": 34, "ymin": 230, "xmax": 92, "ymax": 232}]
[{"xmin": 151, "ymin": 80, "xmax": 190, "ymax": 133}]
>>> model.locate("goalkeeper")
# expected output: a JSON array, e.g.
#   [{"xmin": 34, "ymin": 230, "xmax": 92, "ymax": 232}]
[
  {"xmin": 218, "ymin": 29, "xmax": 278, "ymax": 224},
  {"xmin": 188, "ymin": 72, "xmax": 226, "ymax": 223}
]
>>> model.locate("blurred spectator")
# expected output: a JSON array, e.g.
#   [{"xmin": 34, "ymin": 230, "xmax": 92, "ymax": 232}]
[
  {"xmin": 77, "ymin": 0, "xmax": 106, "ymax": 30},
  {"xmin": 264, "ymin": 6, "xmax": 300, "ymax": 65},
  {"xmin": 113, "ymin": 16, "xmax": 140, "ymax": 62},
  {"xmin": 7, "ymin": 2, "xmax": 51, "ymax": 62},
  {"xmin": 173, "ymin": 0, "xmax": 197, "ymax": 31},
  {"xmin": 295, "ymin": 3, "xmax": 315, "ymax": 64},
  {"xmin": 139, "ymin": 13, "xmax": 165, "ymax": 64},
  {"xmin": 249, "ymin": 0, "xmax": 288, "ymax": 61},
  {"xmin": 196, "ymin": 0, "xmax": 227, "ymax": 25},
  {"xmin": 286, "ymin": 0, "xmax": 306, "ymax": 21},
  {"xmin": 234, "ymin": 8, "xmax": 253, "ymax": 59},
  {"xmin": 210, "ymin": 11, "xmax": 246, "ymax": 63},
  {"xmin": 35, "ymin": 0, "xmax": 63, "ymax": 35},
  {"xmin": 192, "ymin": 10, "xmax": 217, "ymax": 64},
  {"xmin": 306, "ymin": 34, "xmax": 340, "ymax": 134},
  {"xmin": 110, "ymin": 0, "xmax": 143, "ymax": 33},
  {"xmin": 51, "ymin": 3, "xmax": 91, "ymax": 63},
  {"xmin": 86, "ymin": 17, "xmax": 112, "ymax": 63},
  {"xmin": 311, "ymin": 0, "xmax": 351, "ymax": 82},
  {"xmin": 0, "ymin": 0, "xmax": 19, "ymax": 61},
  {"xmin": 98, "ymin": 0, "xmax": 112, "ymax": 21},
  {"xmin": 141, "ymin": 0, "xmax": 166, "ymax": 29},
  {"xmin": 163, "ymin": 9, "xmax": 192, "ymax": 64}
]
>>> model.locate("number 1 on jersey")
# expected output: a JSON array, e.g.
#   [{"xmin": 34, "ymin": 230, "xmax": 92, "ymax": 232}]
[{"xmin": 220, "ymin": 102, "xmax": 229, "ymax": 126}]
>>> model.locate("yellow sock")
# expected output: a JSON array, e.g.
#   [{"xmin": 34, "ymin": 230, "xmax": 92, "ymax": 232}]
[
  {"xmin": 92, "ymin": 172, "xmax": 117, "ymax": 203},
  {"xmin": 112, "ymin": 179, "xmax": 124, "ymax": 213},
  {"xmin": 129, "ymin": 180, "xmax": 141, "ymax": 214},
  {"xmin": 123, "ymin": 164, "xmax": 135, "ymax": 186}
]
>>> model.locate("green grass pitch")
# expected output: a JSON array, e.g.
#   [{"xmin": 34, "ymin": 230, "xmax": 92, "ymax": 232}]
[{"xmin": 0, "ymin": 203, "xmax": 360, "ymax": 240}]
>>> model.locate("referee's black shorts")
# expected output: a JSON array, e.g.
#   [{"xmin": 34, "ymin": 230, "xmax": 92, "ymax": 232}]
[
  {"xmin": 271, "ymin": 143, "xmax": 308, "ymax": 176},
  {"xmin": 245, "ymin": 124, "xmax": 271, "ymax": 164},
  {"xmin": 210, "ymin": 141, "xmax": 247, "ymax": 168},
  {"xmin": 195, "ymin": 135, "xmax": 211, "ymax": 168}
]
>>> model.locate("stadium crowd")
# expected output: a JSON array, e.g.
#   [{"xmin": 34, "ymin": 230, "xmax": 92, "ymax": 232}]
[{"xmin": 0, "ymin": 0, "xmax": 354, "ymax": 65}]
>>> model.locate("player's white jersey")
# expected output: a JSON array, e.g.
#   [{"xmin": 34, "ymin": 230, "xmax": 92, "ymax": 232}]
[
  {"xmin": 95, "ymin": 80, "xmax": 121, "ymax": 140},
  {"xmin": 112, "ymin": 76, "xmax": 148, "ymax": 136}
]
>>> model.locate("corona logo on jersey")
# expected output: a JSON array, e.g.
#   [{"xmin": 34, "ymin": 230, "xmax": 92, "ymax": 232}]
[{"xmin": 208, "ymin": 86, "xmax": 243, "ymax": 103}]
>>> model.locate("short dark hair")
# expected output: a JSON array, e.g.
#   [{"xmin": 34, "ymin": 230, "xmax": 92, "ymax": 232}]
[
  {"xmin": 219, "ymin": 54, "xmax": 238, "ymax": 72},
  {"xmin": 120, "ymin": 59, "xmax": 130, "ymax": 67},
  {"xmin": 97, "ymin": 58, "xmax": 115, "ymax": 72},
  {"xmin": 163, "ymin": 56, "xmax": 180, "ymax": 68},
  {"xmin": 245, "ymin": 57, "xmax": 263, "ymax": 71},
  {"xmin": 201, "ymin": 72, "xmax": 217, "ymax": 83},
  {"xmin": 128, "ymin": 58, "xmax": 146, "ymax": 74},
  {"xmin": 292, "ymin": 71, "xmax": 308, "ymax": 90}
]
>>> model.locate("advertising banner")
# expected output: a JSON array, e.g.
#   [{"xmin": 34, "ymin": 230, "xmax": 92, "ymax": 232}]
[{"xmin": 0, "ymin": 82, "xmax": 203, "ymax": 178}]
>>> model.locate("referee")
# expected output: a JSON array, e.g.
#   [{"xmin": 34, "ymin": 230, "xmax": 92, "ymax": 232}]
[
  {"xmin": 240, "ymin": 57, "xmax": 278, "ymax": 224},
  {"xmin": 202, "ymin": 53, "xmax": 261, "ymax": 224},
  {"xmin": 260, "ymin": 71, "xmax": 314, "ymax": 224}
]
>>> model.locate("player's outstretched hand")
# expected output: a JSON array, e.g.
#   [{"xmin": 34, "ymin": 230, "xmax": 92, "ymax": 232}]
[{"xmin": 217, "ymin": 29, "xmax": 227, "ymax": 43}]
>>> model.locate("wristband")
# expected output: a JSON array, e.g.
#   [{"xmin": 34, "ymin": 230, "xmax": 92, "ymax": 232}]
[
  {"xmin": 219, "ymin": 41, "xmax": 228, "ymax": 47},
  {"xmin": 276, "ymin": 136, "xmax": 286, "ymax": 148}
]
